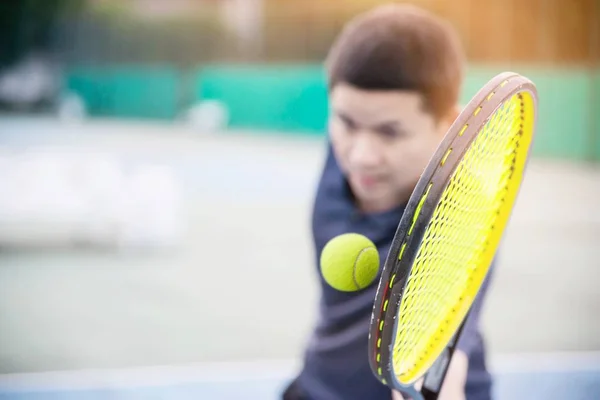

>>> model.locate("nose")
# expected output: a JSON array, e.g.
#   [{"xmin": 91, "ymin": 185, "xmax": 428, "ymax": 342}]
[{"xmin": 349, "ymin": 132, "xmax": 384, "ymax": 170}]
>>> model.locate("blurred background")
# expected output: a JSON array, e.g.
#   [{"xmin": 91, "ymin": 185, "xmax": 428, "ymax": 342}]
[{"xmin": 0, "ymin": 0, "xmax": 598, "ymax": 399}]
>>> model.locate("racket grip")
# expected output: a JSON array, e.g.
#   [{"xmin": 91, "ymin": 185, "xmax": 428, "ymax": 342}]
[{"xmin": 420, "ymin": 347, "xmax": 452, "ymax": 400}]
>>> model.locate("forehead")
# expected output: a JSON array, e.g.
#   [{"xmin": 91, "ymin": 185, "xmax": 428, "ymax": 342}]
[{"xmin": 329, "ymin": 83, "xmax": 428, "ymax": 124}]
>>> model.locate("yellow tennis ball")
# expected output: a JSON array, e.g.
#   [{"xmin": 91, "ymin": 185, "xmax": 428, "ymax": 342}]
[{"xmin": 320, "ymin": 233, "xmax": 380, "ymax": 292}]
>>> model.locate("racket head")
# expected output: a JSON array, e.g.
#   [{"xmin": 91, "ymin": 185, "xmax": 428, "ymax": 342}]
[{"xmin": 367, "ymin": 72, "xmax": 538, "ymax": 397}]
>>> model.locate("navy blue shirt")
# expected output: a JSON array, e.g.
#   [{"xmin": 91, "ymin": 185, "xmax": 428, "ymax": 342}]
[{"xmin": 291, "ymin": 144, "xmax": 493, "ymax": 400}]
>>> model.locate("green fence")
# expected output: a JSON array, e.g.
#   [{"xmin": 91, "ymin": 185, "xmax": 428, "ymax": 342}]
[
  {"xmin": 461, "ymin": 66, "xmax": 598, "ymax": 161},
  {"xmin": 193, "ymin": 65, "xmax": 329, "ymax": 133},
  {"xmin": 66, "ymin": 64, "xmax": 600, "ymax": 161},
  {"xmin": 595, "ymin": 70, "xmax": 600, "ymax": 161},
  {"xmin": 66, "ymin": 66, "xmax": 180, "ymax": 120}
]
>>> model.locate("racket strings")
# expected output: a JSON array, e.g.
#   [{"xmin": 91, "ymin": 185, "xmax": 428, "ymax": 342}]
[
  {"xmin": 401, "ymin": 100, "xmax": 519, "ymax": 360},
  {"xmin": 400, "ymin": 99, "xmax": 518, "ymax": 359},
  {"xmin": 392, "ymin": 94, "xmax": 530, "ymax": 382}
]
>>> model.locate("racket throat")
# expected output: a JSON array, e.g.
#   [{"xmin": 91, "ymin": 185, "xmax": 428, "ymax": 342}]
[{"xmin": 420, "ymin": 311, "xmax": 469, "ymax": 400}]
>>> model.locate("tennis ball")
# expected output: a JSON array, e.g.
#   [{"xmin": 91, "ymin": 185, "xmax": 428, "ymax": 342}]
[{"xmin": 320, "ymin": 233, "xmax": 380, "ymax": 292}]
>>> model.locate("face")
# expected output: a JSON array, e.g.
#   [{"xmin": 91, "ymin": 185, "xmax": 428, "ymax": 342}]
[{"xmin": 329, "ymin": 83, "xmax": 456, "ymax": 212}]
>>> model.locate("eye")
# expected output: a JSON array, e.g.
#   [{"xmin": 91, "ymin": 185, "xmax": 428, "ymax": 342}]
[
  {"xmin": 338, "ymin": 114, "xmax": 357, "ymax": 131},
  {"xmin": 377, "ymin": 125, "xmax": 404, "ymax": 139}
]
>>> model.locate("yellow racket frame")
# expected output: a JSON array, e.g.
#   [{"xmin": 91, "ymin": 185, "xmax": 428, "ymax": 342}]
[{"xmin": 368, "ymin": 72, "xmax": 538, "ymax": 400}]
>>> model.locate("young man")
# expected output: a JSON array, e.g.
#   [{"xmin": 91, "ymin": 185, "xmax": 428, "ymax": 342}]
[{"xmin": 283, "ymin": 4, "xmax": 494, "ymax": 400}]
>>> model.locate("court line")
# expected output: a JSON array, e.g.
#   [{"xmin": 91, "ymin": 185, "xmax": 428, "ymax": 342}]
[
  {"xmin": 0, "ymin": 352, "xmax": 599, "ymax": 392},
  {"xmin": 0, "ymin": 359, "xmax": 301, "ymax": 391},
  {"xmin": 489, "ymin": 351, "xmax": 600, "ymax": 374}
]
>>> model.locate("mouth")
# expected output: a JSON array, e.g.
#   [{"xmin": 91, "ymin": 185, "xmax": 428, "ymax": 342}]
[{"xmin": 351, "ymin": 173, "xmax": 384, "ymax": 189}]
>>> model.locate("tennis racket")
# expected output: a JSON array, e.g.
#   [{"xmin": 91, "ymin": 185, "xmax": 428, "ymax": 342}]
[{"xmin": 368, "ymin": 72, "xmax": 538, "ymax": 400}]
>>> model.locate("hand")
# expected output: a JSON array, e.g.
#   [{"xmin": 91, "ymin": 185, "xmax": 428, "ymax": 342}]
[{"xmin": 391, "ymin": 350, "xmax": 468, "ymax": 400}]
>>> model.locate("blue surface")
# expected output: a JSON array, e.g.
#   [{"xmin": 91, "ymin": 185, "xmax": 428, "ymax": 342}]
[
  {"xmin": 494, "ymin": 370, "xmax": 600, "ymax": 400},
  {"xmin": 1, "ymin": 370, "xmax": 600, "ymax": 400},
  {"xmin": 0, "ymin": 379, "xmax": 287, "ymax": 400},
  {"xmin": 0, "ymin": 381, "xmax": 284, "ymax": 400}
]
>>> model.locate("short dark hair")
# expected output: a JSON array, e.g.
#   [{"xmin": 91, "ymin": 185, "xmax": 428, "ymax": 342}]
[{"xmin": 325, "ymin": 4, "xmax": 465, "ymax": 121}]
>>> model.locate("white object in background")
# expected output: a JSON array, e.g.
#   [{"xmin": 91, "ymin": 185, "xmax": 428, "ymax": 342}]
[
  {"xmin": 57, "ymin": 92, "xmax": 87, "ymax": 123},
  {"xmin": 0, "ymin": 150, "xmax": 88, "ymax": 247},
  {"xmin": 117, "ymin": 164, "xmax": 185, "ymax": 249},
  {"xmin": 0, "ymin": 149, "xmax": 186, "ymax": 250},
  {"xmin": 69, "ymin": 153, "xmax": 127, "ymax": 247},
  {"xmin": 182, "ymin": 100, "xmax": 229, "ymax": 133},
  {"xmin": 0, "ymin": 53, "xmax": 60, "ymax": 108}
]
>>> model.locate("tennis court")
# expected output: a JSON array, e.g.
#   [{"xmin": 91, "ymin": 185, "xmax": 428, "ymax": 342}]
[
  {"xmin": 1, "ymin": 0, "xmax": 599, "ymax": 398},
  {"xmin": 0, "ymin": 117, "xmax": 599, "ymax": 399}
]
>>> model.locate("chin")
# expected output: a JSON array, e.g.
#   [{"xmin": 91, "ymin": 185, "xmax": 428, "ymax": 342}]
[
  {"xmin": 355, "ymin": 189, "xmax": 386, "ymax": 204},
  {"xmin": 350, "ymin": 183, "xmax": 375, "ymax": 198}
]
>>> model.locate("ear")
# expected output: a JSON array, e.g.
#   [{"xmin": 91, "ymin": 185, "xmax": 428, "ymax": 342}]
[
  {"xmin": 448, "ymin": 103, "xmax": 462, "ymax": 125},
  {"xmin": 437, "ymin": 104, "xmax": 462, "ymax": 136}
]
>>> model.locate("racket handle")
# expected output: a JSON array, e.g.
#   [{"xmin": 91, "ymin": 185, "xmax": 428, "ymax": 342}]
[{"xmin": 420, "ymin": 347, "xmax": 452, "ymax": 400}]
